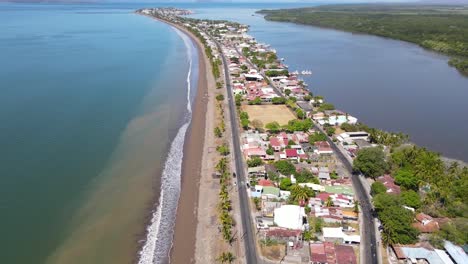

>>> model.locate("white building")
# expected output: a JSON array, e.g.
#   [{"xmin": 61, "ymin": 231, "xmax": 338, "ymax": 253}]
[
  {"xmin": 337, "ymin": 132, "xmax": 370, "ymax": 143},
  {"xmin": 323, "ymin": 227, "xmax": 360, "ymax": 244},
  {"xmin": 274, "ymin": 205, "xmax": 305, "ymax": 230}
]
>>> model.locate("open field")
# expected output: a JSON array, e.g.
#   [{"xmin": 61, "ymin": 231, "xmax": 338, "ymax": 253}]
[{"xmin": 241, "ymin": 104, "xmax": 295, "ymax": 127}]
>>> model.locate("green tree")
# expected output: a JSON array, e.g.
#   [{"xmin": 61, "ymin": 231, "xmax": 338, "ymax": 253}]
[
  {"xmin": 216, "ymin": 144, "xmax": 230, "ymax": 156},
  {"xmin": 284, "ymin": 89, "xmax": 291, "ymax": 96},
  {"xmin": 241, "ymin": 118, "xmax": 249, "ymax": 129},
  {"xmin": 265, "ymin": 121, "xmax": 281, "ymax": 133},
  {"xmin": 318, "ymin": 103, "xmax": 335, "ymax": 111},
  {"xmin": 217, "ymin": 252, "xmax": 236, "ymax": 263},
  {"xmin": 251, "ymin": 119, "xmax": 264, "ymax": 131},
  {"xmin": 373, "ymin": 193, "xmax": 419, "ymax": 245},
  {"xmin": 394, "ymin": 168, "xmax": 419, "ymax": 191},
  {"xmin": 370, "ymin": 181, "xmax": 387, "ymax": 196},
  {"xmin": 290, "ymin": 184, "xmax": 312, "ymax": 202},
  {"xmin": 279, "ymin": 177, "xmax": 292, "ymax": 190},
  {"xmin": 326, "ymin": 127, "xmax": 336, "ymax": 136},
  {"xmin": 302, "ymin": 230, "xmax": 314, "ymax": 241},
  {"xmin": 308, "ymin": 132, "xmax": 327, "ymax": 144},
  {"xmin": 235, "ymin": 94, "xmax": 242, "ymax": 106},
  {"xmin": 247, "ymin": 157, "xmax": 264, "ymax": 167},
  {"xmin": 296, "ymin": 108, "xmax": 305, "ymax": 119},
  {"xmin": 216, "ymin": 94, "xmax": 224, "ymax": 101},
  {"xmin": 266, "ymin": 148, "xmax": 274, "ymax": 155},
  {"xmin": 214, "ymin": 127, "xmax": 222, "ymax": 138},
  {"xmin": 272, "ymin": 97, "xmax": 286, "ymax": 104},
  {"xmin": 401, "ymin": 190, "xmax": 422, "ymax": 209},
  {"xmin": 325, "ymin": 196, "xmax": 334, "ymax": 207},
  {"xmin": 295, "ymin": 169, "xmax": 319, "ymax": 184},
  {"xmin": 353, "ymin": 146, "xmax": 388, "ymax": 179},
  {"xmin": 240, "ymin": 112, "xmax": 249, "ymax": 120},
  {"xmin": 275, "ymin": 160, "xmax": 296, "ymax": 176}
]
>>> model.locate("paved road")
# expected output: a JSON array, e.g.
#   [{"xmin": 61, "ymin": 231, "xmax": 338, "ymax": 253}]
[
  {"xmin": 222, "ymin": 41, "xmax": 377, "ymax": 264},
  {"xmin": 216, "ymin": 42, "xmax": 259, "ymax": 264},
  {"xmin": 314, "ymin": 125, "xmax": 378, "ymax": 264},
  {"xmin": 241, "ymin": 43, "xmax": 378, "ymax": 263}
]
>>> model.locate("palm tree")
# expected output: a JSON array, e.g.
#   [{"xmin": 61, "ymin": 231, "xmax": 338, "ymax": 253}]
[
  {"xmin": 325, "ymin": 197, "xmax": 334, "ymax": 207},
  {"xmin": 217, "ymin": 252, "xmax": 236, "ymax": 263},
  {"xmin": 290, "ymin": 185, "xmax": 309, "ymax": 203}
]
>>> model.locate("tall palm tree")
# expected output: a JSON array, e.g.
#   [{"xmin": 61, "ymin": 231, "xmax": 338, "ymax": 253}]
[{"xmin": 325, "ymin": 197, "xmax": 334, "ymax": 207}]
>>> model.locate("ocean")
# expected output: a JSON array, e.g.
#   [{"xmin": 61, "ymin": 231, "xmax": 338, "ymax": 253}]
[
  {"xmin": 1, "ymin": 2, "xmax": 468, "ymax": 264},
  {"xmin": 0, "ymin": 3, "xmax": 197, "ymax": 264}
]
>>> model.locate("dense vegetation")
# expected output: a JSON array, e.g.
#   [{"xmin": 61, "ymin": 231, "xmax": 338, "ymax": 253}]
[
  {"xmin": 259, "ymin": 4, "xmax": 468, "ymax": 75},
  {"xmin": 353, "ymin": 143, "xmax": 468, "ymax": 245}
]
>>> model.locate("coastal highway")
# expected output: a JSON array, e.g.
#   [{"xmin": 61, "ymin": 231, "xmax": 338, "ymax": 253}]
[
  {"xmin": 216, "ymin": 41, "xmax": 259, "ymax": 263},
  {"xmin": 314, "ymin": 124, "xmax": 378, "ymax": 264}
]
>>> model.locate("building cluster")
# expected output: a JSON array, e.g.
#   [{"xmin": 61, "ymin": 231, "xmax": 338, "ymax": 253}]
[{"xmin": 139, "ymin": 8, "xmax": 468, "ymax": 264}]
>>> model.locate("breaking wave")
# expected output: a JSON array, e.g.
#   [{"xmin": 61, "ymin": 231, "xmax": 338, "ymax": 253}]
[{"xmin": 137, "ymin": 27, "xmax": 195, "ymax": 264}]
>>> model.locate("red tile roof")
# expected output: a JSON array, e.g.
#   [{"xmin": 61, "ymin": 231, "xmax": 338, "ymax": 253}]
[
  {"xmin": 285, "ymin": 149, "xmax": 298, "ymax": 157},
  {"xmin": 258, "ymin": 179, "xmax": 275, "ymax": 187},
  {"xmin": 335, "ymin": 245, "xmax": 357, "ymax": 264},
  {"xmin": 377, "ymin": 174, "xmax": 401, "ymax": 195}
]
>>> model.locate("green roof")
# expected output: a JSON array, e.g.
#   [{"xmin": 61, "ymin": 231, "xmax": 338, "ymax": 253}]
[
  {"xmin": 325, "ymin": 185, "xmax": 354, "ymax": 196},
  {"xmin": 262, "ymin": 186, "xmax": 280, "ymax": 197}
]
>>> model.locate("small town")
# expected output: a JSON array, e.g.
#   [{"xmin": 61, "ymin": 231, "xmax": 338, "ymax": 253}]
[{"xmin": 139, "ymin": 8, "xmax": 467, "ymax": 264}]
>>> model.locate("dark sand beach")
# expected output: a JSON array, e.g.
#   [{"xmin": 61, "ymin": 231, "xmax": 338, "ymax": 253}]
[{"xmin": 146, "ymin": 16, "xmax": 213, "ymax": 264}]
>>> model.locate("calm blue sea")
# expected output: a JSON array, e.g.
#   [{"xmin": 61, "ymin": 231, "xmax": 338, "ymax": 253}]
[{"xmin": 0, "ymin": 3, "xmax": 196, "ymax": 264}]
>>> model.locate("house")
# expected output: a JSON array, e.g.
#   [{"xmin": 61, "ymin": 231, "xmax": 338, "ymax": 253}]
[
  {"xmin": 315, "ymin": 192, "xmax": 355, "ymax": 208},
  {"xmin": 377, "ymin": 175, "xmax": 401, "ymax": 195},
  {"xmin": 342, "ymin": 210, "xmax": 359, "ymax": 221},
  {"xmin": 325, "ymin": 185, "xmax": 355, "ymax": 196},
  {"xmin": 248, "ymin": 165, "xmax": 266, "ymax": 177},
  {"xmin": 274, "ymin": 205, "xmax": 306, "ymax": 230},
  {"xmin": 292, "ymin": 132, "xmax": 309, "ymax": 144},
  {"xmin": 312, "ymin": 206, "xmax": 343, "ymax": 223},
  {"xmin": 258, "ymin": 179, "xmax": 275, "ymax": 187},
  {"xmin": 261, "ymin": 201, "xmax": 282, "ymax": 217},
  {"xmin": 337, "ymin": 132, "xmax": 369, "ymax": 143},
  {"xmin": 251, "ymin": 185, "xmax": 263, "ymax": 198},
  {"xmin": 298, "ymin": 183, "xmax": 325, "ymax": 192},
  {"xmin": 243, "ymin": 148, "xmax": 267, "ymax": 159},
  {"xmin": 285, "ymin": 149, "xmax": 299, "ymax": 161},
  {"xmin": 310, "ymin": 242, "xmax": 357, "ymax": 264},
  {"xmin": 296, "ymin": 101, "xmax": 314, "ymax": 117},
  {"xmin": 319, "ymin": 172, "xmax": 331, "ymax": 181},
  {"xmin": 412, "ymin": 213, "xmax": 440, "ymax": 233},
  {"xmin": 262, "ymin": 186, "xmax": 280, "ymax": 200},
  {"xmin": 270, "ymin": 137, "xmax": 288, "ymax": 151},
  {"xmin": 323, "ymin": 227, "xmax": 360, "ymax": 244},
  {"xmin": 312, "ymin": 112, "xmax": 325, "ymax": 120},
  {"xmin": 265, "ymin": 228, "xmax": 302, "ymax": 243},
  {"xmin": 318, "ymin": 167, "xmax": 331, "ymax": 180},
  {"xmin": 444, "ymin": 241, "xmax": 468, "ymax": 264},
  {"xmin": 392, "ymin": 244, "xmax": 454, "ymax": 264},
  {"xmin": 314, "ymin": 141, "xmax": 334, "ymax": 155}
]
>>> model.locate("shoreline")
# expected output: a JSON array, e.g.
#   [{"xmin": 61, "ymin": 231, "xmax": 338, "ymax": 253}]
[{"xmin": 140, "ymin": 14, "xmax": 214, "ymax": 264}]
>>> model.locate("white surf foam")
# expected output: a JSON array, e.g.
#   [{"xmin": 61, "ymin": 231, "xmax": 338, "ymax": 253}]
[{"xmin": 137, "ymin": 27, "xmax": 195, "ymax": 264}]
